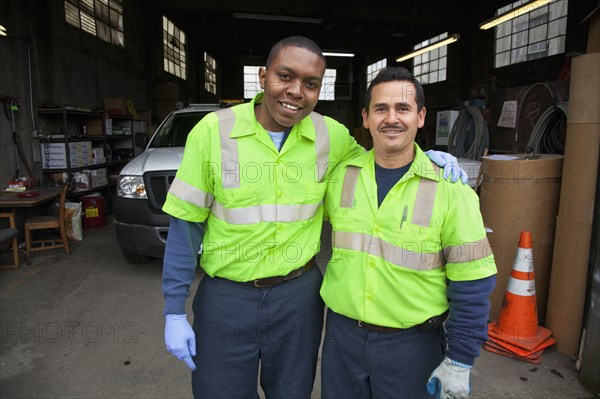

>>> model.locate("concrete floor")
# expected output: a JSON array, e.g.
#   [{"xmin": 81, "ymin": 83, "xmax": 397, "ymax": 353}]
[{"xmin": 0, "ymin": 218, "xmax": 596, "ymax": 399}]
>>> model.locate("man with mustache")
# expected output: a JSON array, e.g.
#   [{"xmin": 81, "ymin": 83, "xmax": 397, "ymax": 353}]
[{"xmin": 319, "ymin": 67, "xmax": 497, "ymax": 399}]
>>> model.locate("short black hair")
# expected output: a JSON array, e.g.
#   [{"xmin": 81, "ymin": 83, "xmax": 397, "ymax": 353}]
[
  {"xmin": 364, "ymin": 67, "xmax": 425, "ymax": 112},
  {"xmin": 266, "ymin": 36, "xmax": 326, "ymax": 69}
]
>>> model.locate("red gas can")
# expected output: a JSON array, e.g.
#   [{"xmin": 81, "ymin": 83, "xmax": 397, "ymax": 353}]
[{"xmin": 81, "ymin": 193, "xmax": 106, "ymax": 228}]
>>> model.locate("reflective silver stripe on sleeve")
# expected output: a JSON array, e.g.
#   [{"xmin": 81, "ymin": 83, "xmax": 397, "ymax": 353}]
[
  {"xmin": 310, "ymin": 113, "xmax": 330, "ymax": 182},
  {"xmin": 210, "ymin": 201, "xmax": 322, "ymax": 224},
  {"xmin": 443, "ymin": 237, "xmax": 493, "ymax": 264},
  {"xmin": 333, "ymin": 231, "xmax": 444, "ymax": 271},
  {"xmin": 168, "ymin": 177, "xmax": 214, "ymax": 208},
  {"xmin": 340, "ymin": 166, "xmax": 360, "ymax": 208},
  {"xmin": 216, "ymin": 107, "xmax": 240, "ymax": 188},
  {"xmin": 411, "ymin": 177, "xmax": 438, "ymax": 227}
]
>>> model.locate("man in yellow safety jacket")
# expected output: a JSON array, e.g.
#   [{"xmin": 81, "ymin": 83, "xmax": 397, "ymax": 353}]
[
  {"xmin": 161, "ymin": 38, "xmax": 466, "ymax": 399},
  {"xmin": 320, "ymin": 67, "xmax": 497, "ymax": 399}
]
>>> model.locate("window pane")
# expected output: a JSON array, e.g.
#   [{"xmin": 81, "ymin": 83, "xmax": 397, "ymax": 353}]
[
  {"xmin": 512, "ymin": 16, "xmax": 529, "ymax": 32},
  {"xmin": 548, "ymin": 36, "xmax": 565, "ymax": 55},
  {"xmin": 530, "ymin": 24, "xmax": 547, "ymax": 42},
  {"xmin": 410, "ymin": 32, "xmax": 448, "ymax": 85},
  {"xmin": 497, "ymin": 21, "xmax": 511, "ymax": 37},
  {"xmin": 81, "ymin": 12, "xmax": 96, "ymax": 35},
  {"xmin": 243, "ymin": 66, "xmax": 262, "ymax": 99},
  {"xmin": 95, "ymin": 0, "xmax": 110, "ymax": 23},
  {"xmin": 512, "ymin": 46, "xmax": 527, "ymax": 63},
  {"xmin": 65, "ymin": 1, "xmax": 80, "ymax": 27},
  {"xmin": 438, "ymin": 68, "xmax": 446, "ymax": 81},
  {"xmin": 496, "ymin": 52, "xmax": 509, "ymax": 68},
  {"xmin": 65, "ymin": 0, "xmax": 123, "ymax": 46},
  {"xmin": 163, "ymin": 16, "xmax": 186, "ymax": 79},
  {"xmin": 549, "ymin": 0, "xmax": 568, "ymax": 19},
  {"xmin": 513, "ymin": 31, "xmax": 528, "ymax": 47},
  {"xmin": 112, "ymin": 28, "xmax": 124, "ymax": 46},
  {"xmin": 96, "ymin": 20, "xmax": 110, "ymax": 42},
  {"xmin": 319, "ymin": 68, "xmax": 336, "ymax": 101},
  {"xmin": 429, "ymin": 71, "xmax": 438, "ymax": 84},
  {"xmin": 527, "ymin": 41, "xmax": 547, "ymax": 59},
  {"xmin": 439, "ymin": 57, "xmax": 447, "ymax": 69},
  {"xmin": 110, "ymin": 9, "xmax": 122, "ymax": 30},
  {"xmin": 366, "ymin": 58, "xmax": 386, "ymax": 87},
  {"xmin": 494, "ymin": 0, "xmax": 568, "ymax": 68}
]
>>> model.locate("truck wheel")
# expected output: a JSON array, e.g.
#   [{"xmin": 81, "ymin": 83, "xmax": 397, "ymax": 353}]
[{"xmin": 120, "ymin": 247, "xmax": 152, "ymax": 264}]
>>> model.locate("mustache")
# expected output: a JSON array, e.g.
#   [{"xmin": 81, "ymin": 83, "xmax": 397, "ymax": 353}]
[{"xmin": 380, "ymin": 124, "xmax": 405, "ymax": 130}]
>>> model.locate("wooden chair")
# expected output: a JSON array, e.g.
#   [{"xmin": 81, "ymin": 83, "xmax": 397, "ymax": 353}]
[
  {"xmin": 24, "ymin": 184, "xmax": 71, "ymax": 262},
  {"xmin": 0, "ymin": 212, "xmax": 20, "ymax": 269}
]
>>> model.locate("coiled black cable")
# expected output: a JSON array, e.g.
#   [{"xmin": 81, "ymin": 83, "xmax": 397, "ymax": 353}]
[
  {"xmin": 526, "ymin": 102, "xmax": 568, "ymax": 155},
  {"xmin": 447, "ymin": 106, "xmax": 489, "ymax": 160}
]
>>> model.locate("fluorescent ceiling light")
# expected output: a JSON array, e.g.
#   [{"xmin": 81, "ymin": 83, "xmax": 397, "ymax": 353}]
[
  {"xmin": 396, "ymin": 34, "xmax": 460, "ymax": 63},
  {"xmin": 322, "ymin": 51, "xmax": 355, "ymax": 57},
  {"xmin": 479, "ymin": 0, "xmax": 553, "ymax": 30},
  {"xmin": 0, "ymin": 25, "xmax": 7, "ymax": 37},
  {"xmin": 232, "ymin": 13, "xmax": 323, "ymax": 24}
]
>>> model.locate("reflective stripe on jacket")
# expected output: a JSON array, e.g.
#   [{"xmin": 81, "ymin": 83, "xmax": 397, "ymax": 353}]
[
  {"xmin": 163, "ymin": 93, "xmax": 364, "ymax": 281},
  {"xmin": 320, "ymin": 144, "xmax": 497, "ymax": 328}
]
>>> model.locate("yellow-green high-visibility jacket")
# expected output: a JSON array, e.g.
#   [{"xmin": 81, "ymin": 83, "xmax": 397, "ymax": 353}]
[
  {"xmin": 162, "ymin": 93, "xmax": 364, "ymax": 281},
  {"xmin": 320, "ymin": 144, "xmax": 497, "ymax": 328}
]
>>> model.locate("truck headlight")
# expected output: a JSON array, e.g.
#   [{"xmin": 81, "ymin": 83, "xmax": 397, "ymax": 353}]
[{"xmin": 118, "ymin": 176, "xmax": 147, "ymax": 199}]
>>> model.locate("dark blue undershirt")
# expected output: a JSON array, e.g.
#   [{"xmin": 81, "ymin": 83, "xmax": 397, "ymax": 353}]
[{"xmin": 375, "ymin": 161, "xmax": 412, "ymax": 207}]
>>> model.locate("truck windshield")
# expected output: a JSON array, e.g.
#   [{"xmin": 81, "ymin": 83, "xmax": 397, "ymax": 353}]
[{"xmin": 149, "ymin": 112, "xmax": 208, "ymax": 148}]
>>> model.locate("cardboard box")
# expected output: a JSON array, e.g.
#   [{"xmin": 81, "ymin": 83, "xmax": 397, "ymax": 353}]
[
  {"xmin": 435, "ymin": 110, "xmax": 459, "ymax": 146},
  {"xmin": 85, "ymin": 118, "xmax": 111, "ymax": 136},
  {"xmin": 479, "ymin": 154, "xmax": 564, "ymax": 322},
  {"xmin": 104, "ymin": 97, "xmax": 127, "ymax": 116}
]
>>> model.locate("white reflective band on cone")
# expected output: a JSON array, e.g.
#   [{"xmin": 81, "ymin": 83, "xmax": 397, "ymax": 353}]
[
  {"xmin": 507, "ymin": 277, "xmax": 536, "ymax": 296},
  {"xmin": 513, "ymin": 248, "xmax": 534, "ymax": 272}
]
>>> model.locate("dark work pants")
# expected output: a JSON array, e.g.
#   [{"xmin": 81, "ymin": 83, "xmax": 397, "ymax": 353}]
[
  {"xmin": 321, "ymin": 309, "xmax": 445, "ymax": 399},
  {"xmin": 191, "ymin": 266, "xmax": 324, "ymax": 399}
]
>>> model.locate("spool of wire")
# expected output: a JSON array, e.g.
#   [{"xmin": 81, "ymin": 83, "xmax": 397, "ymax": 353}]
[
  {"xmin": 447, "ymin": 106, "xmax": 489, "ymax": 160},
  {"xmin": 526, "ymin": 102, "xmax": 568, "ymax": 155}
]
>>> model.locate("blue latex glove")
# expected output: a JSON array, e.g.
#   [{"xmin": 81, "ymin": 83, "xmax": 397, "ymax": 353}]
[
  {"xmin": 427, "ymin": 357, "xmax": 471, "ymax": 399},
  {"xmin": 165, "ymin": 314, "xmax": 196, "ymax": 370},
  {"xmin": 424, "ymin": 150, "xmax": 469, "ymax": 184}
]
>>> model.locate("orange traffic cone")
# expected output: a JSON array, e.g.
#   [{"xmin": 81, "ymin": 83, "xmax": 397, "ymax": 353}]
[{"xmin": 485, "ymin": 231, "xmax": 555, "ymax": 361}]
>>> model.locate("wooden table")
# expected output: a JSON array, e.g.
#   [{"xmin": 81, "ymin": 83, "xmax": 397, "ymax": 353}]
[
  {"xmin": 0, "ymin": 187, "xmax": 62, "ymax": 242},
  {"xmin": 0, "ymin": 187, "xmax": 62, "ymax": 208}
]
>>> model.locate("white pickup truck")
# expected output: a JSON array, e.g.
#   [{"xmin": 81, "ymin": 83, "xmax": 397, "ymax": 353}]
[{"xmin": 114, "ymin": 104, "xmax": 220, "ymax": 263}]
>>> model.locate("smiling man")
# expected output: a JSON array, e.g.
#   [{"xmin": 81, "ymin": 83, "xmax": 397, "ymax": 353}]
[
  {"xmin": 319, "ymin": 67, "xmax": 497, "ymax": 399},
  {"xmin": 161, "ymin": 38, "xmax": 466, "ymax": 399}
]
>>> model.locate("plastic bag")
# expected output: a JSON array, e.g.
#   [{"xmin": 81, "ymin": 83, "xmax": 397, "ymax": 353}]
[{"xmin": 64, "ymin": 202, "xmax": 83, "ymax": 241}]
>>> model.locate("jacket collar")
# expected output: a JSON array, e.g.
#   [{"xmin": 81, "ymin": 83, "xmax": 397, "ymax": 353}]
[
  {"xmin": 347, "ymin": 143, "xmax": 441, "ymax": 182},
  {"xmin": 229, "ymin": 93, "xmax": 316, "ymax": 142}
]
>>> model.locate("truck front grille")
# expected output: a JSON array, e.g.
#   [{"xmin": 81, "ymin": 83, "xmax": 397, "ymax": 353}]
[{"xmin": 144, "ymin": 171, "xmax": 176, "ymax": 211}]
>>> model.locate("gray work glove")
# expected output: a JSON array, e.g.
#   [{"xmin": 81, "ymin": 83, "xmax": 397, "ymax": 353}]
[{"xmin": 426, "ymin": 357, "xmax": 471, "ymax": 399}]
